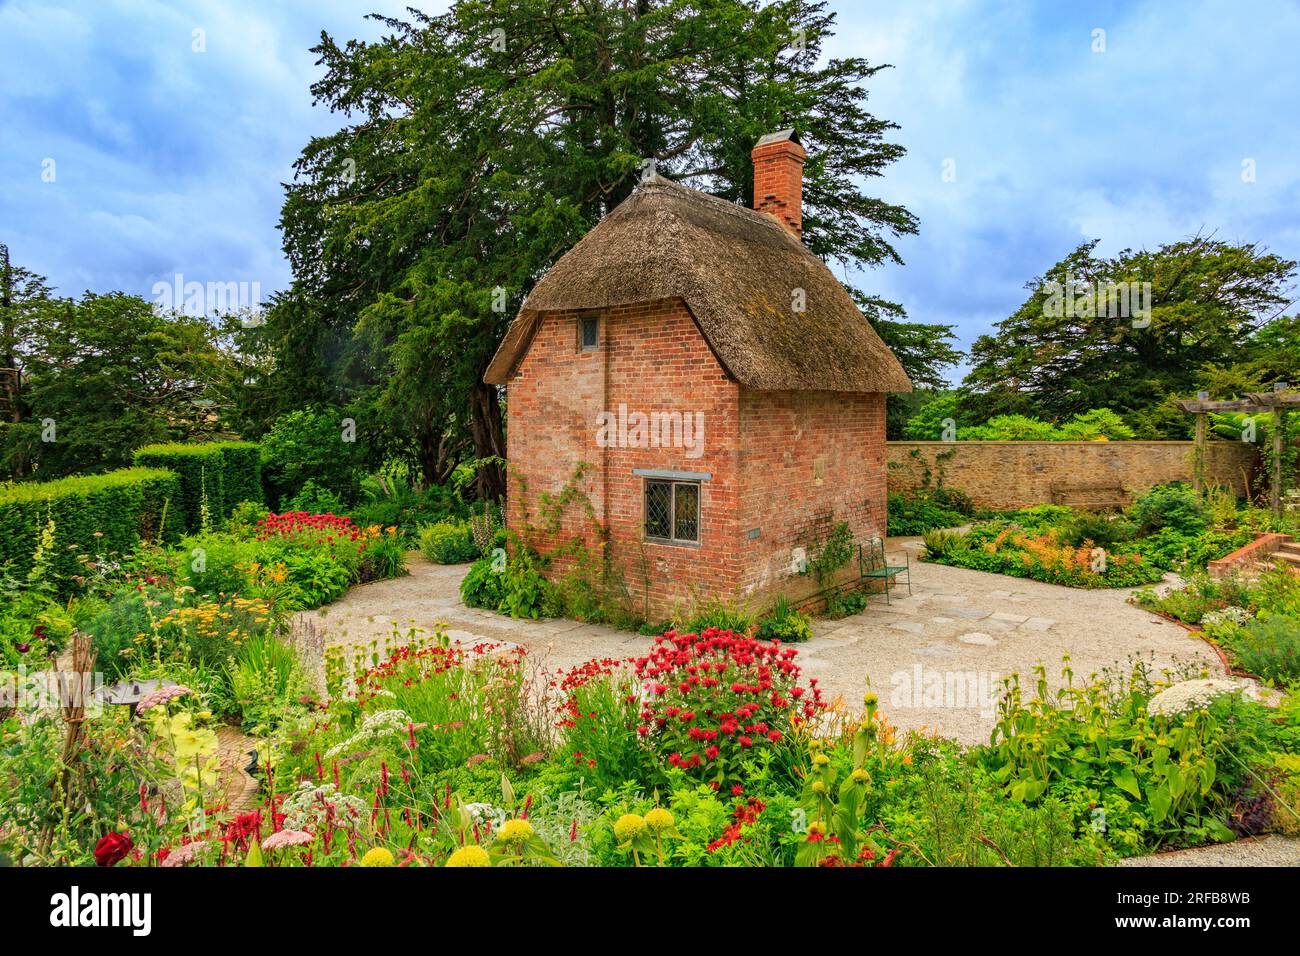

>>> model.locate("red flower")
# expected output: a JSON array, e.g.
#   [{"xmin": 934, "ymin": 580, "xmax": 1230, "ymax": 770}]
[{"xmin": 94, "ymin": 832, "xmax": 133, "ymax": 867}]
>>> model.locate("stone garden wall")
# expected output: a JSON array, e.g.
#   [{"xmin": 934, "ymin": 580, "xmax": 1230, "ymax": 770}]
[{"xmin": 886, "ymin": 441, "xmax": 1259, "ymax": 511}]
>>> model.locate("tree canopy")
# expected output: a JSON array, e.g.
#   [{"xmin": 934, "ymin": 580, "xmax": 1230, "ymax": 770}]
[
  {"xmin": 257, "ymin": 0, "xmax": 928, "ymax": 497},
  {"xmin": 961, "ymin": 237, "xmax": 1297, "ymax": 436}
]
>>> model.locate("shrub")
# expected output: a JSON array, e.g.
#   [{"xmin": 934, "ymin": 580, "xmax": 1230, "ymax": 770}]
[
  {"xmin": 1219, "ymin": 617, "xmax": 1300, "ymax": 684},
  {"xmin": 352, "ymin": 482, "xmax": 468, "ymax": 541},
  {"xmin": 458, "ymin": 546, "xmax": 555, "ymax": 619},
  {"xmin": 460, "ymin": 552, "xmax": 508, "ymax": 610},
  {"xmin": 81, "ymin": 587, "xmax": 180, "ymax": 680},
  {"xmin": 887, "ymin": 492, "xmax": 967, "ymax": 535},
  {"xmin": 286, "ymin": 480, "xmax": 346, "ymax": 516},
  {"xmin": 279, "ymin": 550, "xmax": 352, "ymax": 609},
  {"xmin": 1059, "ymin": 511, "xmax": 1137, "ymax": 549},
  {"xmin": 133, "ymin": 441, "xmax": 261, "ymax": 532},
  {"xmin": 681, "ymin": 598, "xmax": 753, "ymax": 636},
  {"xmin": 177, "ymin": 531, "xmax": 260, "ymax": 598},
  {"xmin": 0, "ymin": 467, "xmax": 184, "ymax": 592},
  {"xmin": 1130, "ymin": 482, "xmax": 1207, "ymax": 536},
  {"xmin": 419, "ymin": 520, "xmax": 479, "ymax": 564},
  {"xmin": 980, "ymin": 661, "xmax": 1239, "ymax": 853},
  {"xmin": 824, "ymin": 587, "xmax": 869, "ymax": 618},
  {"xmin": 259, "ymin": 407, "xmax": 365, "ymax": 508},
  {"xmin": 756, "ymin": 596, "xmax": 813, "ymax": 643},
  {"xmin": 921, "ymin": 528, "xmax": 969, "ymax": 559},
  {"xmin": 634, "ymin": 629, "xmax": 824, "ymax": 786}
]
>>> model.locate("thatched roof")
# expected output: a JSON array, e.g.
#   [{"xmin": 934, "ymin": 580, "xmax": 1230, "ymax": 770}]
[{"xmin": 484, "ymin": 175, "xmax": 911, "ymax": 393}]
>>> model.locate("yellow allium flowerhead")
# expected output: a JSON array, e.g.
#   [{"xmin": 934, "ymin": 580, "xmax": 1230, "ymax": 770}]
[
  {"xmin": 812, "ymin": 753, "xmax": 830, "ymax": 768},
  {"xmin": 359, "ymin": 847, "xmax": 395, "ymax": 867},
  {"xmin": 645, "ymin": 808, "xmax": 675, "ymax": 833},
  {"xmin": 446, "ymin": 845, "xmax": 491, "ymax": 867},
  {"xmin": 811, "ymin": 780, "xmax": 827, "ymax": 795},
  {"xmin": 850, "ymin": 768, "xmax": 871, "ymax": 785},
  {"xmin": 613, "ymin": 813, "xmax": 647, "ymax": 843},
  {"xmin": 496, "ymin": 818, "xmax": 534, "ymax": 845}
]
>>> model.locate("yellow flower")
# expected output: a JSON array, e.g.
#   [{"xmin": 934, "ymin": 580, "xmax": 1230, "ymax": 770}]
[
  {"xmin": 359, "ymin": 847, "xmax": 394, "ymax": 867},
  {"xmin": 850, "ymin": 768, "xmax": 870, "ymax": 785},
  {"xmin": 645, "ymin": 808, "xmax": 675, "ymax": 833},
  {"xmin": 613, "ymin": 813, "xmax": 647, "ymax": 843},
  {"xmin": 445, "ymin": 845, "xmax": 491, "ymax": 867},
  {"xmin": 812, "ymin": 753, "xmax": 830, "ymax": 768},
  {"xmin": 496, "ymin": 818, "xmax": 534, "ymax": 845},
  {"xmin": 812, "ymin": 780, "xmax": 827, "ymax": 795}
]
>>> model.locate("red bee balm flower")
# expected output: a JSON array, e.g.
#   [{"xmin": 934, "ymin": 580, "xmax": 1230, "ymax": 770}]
[
  {"xmin": 633, "ymin": 628, "xmax": 824, "ymax": 786},
  {"xmin": 94, "ymin": 833, "xmax": 133, "ymax": 867}
]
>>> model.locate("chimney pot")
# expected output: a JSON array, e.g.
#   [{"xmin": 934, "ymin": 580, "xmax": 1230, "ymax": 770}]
[{"xmin": 751, "ymin": 129, "xmax": 806, "ymax": 239}]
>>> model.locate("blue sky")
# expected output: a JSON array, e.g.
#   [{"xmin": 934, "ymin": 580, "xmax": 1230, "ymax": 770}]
[{"xmin": 2, "ymin": 0, "xmax": 1298, "ymax": 383}]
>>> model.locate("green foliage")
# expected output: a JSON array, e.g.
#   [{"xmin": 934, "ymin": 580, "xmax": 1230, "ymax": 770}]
[
  {"xmin": 1130, "ymin": 482, "xmax": 1207, "ymax": 536},
  {"xmin": 920, "ymin": 528, "xmax": 970, "ymax": 559},
  {"xmin": 176, "ymin": 531, "xmax": 259, "ymax": 599},
  {"xmin": 460, "ymin": 552, "xmax": 508, "ymax": 610},
  {"xmin": 0, "ymin": 467, "xmax": 183, "ymax": 593},
  {"xmin": 824, "ymin": 587, "xmax": 869, "ymax": 618},
  {"xmin": 285, "ymin": 479, "xmax": 346, "ymax": 516},
  {"xmin": 900, "ymin": 392, "xmax": 965, "ymax": 441},
  {"xmin": 680, "ymin": 597, "xmax": 755, "ymax": 636},
  {"xmin": 258, "ymin": 407, "xmax": 365, "ymax": 508},
  {"xmin": 1216, "ymin": 617, "xmax": 1300, "ymax": 685},
  {"xmin": 352, "ymin": 481, "xmax": 468, "ymax": 541},
  {"xmin": 0, "ymin": 279, "xmax": 240, "ymax": 482},
  {"xmin": 279, "ymin": 549, "xmax": 352, "ymax": 609},
  {"xmin": 419, "ymin": 520, "xmax": 479, "ymax": 564},
  {"xmin": 980, "ymin": 662, "xmax": 1240, "ymax": 853},
  {"xmin": 888, "ymin": 492, "xmax": 967, "ymax": 535},
  {"xmin": 458, "ymin": 545, "xmax": 555, "ymax": 619},
  {"xmin": 756, "ymin": 596, "xmax": 813, "ymax": 643},
  {"xmin": 133, "ymin": 441, "xmax": 262, "ymax": 533},
  {"xmin": 225, "ymin": 632, "xmax": 310, "ymax": 731},
  {"xmin": 963, "ymin": 237, "xmax": 1297, "ymax": 434}
]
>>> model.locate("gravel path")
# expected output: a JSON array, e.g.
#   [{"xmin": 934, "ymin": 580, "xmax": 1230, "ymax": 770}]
[
  {"xmin": 300, "ymin": 540, "xmax": 1225, "ymax": 745},
  {"xmin": 1118, "ymin": 835, "xmax": 1300, "ymax": 867}
]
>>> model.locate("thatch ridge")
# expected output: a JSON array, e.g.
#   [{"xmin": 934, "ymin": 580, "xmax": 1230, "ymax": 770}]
[{"xmin": 484, "ymin": 175, "xmax": 911, "ymax": 393}]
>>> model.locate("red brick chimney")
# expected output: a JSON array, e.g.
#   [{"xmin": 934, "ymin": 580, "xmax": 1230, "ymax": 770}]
[{"xmin": 751, "ymin": 129, "xmax": 806, "ymax": 238}]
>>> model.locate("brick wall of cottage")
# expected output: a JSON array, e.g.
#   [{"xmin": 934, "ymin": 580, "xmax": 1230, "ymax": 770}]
[
  {"xmin": 505, "ymin": 297, "xmax": 892, "ymax": 618},
  {"xmin": 505, "ymin": 297, "xmax": 744, "ymax": 618},
  {"xmin": 737, "ymin": 390, "xmax": 888, "ymax": 608}
]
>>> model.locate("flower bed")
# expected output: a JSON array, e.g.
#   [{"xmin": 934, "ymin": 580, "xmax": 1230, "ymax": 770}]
[
  {"xmin": 920, "ymin": 485, "xmax": 1274, "ymax": 589},
  {"xmin": 5, "ymin": 620, "xmax": 1297, "ymax": 868}
]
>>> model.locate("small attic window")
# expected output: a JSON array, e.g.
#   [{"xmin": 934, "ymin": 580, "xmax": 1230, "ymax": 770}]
[{"xmin": 579, "ymin": 315, "xmax": 600, "ymax": 350}]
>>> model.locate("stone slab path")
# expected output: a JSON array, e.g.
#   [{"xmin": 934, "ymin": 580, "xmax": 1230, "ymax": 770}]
[{"xmin": 300, "ymin": 540, "xmax": 1223, "ymax": 746}]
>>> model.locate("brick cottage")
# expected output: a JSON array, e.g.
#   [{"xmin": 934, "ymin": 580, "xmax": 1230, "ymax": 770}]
[{"xmin": 484, "ymin": 130, "xmax": 911, "ymax": 618}]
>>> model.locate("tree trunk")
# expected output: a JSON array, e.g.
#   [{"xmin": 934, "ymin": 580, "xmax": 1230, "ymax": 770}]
[{"xmin": 469, "ymin": 379, "xmax": 506, "ymax": 501}]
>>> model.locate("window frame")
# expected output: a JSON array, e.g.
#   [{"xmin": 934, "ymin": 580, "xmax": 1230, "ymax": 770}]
[
  {"xmin": 578, "ymin": 314, "xmax": 600, "ymax": 351},
  {"xmin": 643, "ymin": 477, "xmax": 701, "ymax": 546}
]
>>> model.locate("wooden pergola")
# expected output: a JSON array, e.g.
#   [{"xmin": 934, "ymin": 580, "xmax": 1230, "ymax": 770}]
[{"xmin": 1175, "ymin": 386, "xmax": 1298, "ymax": 518}]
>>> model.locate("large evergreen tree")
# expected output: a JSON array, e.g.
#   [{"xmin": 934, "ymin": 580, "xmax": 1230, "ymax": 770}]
[{"xmin": 262, "ymin": 0, "xmax": 928, "ymax": 498}]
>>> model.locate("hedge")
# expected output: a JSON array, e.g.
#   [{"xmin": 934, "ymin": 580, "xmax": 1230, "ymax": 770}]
[
  {"xmin": 132, "ymin": 441, "xmax": 261, "ymax": 532},
  {"xmin": 0, "ymin": 468, "xmax": 184, "ymax": 590}
]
